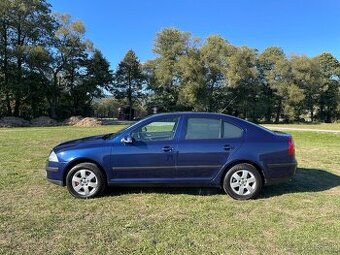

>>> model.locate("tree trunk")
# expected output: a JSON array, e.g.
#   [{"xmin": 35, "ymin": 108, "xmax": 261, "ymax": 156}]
[
  {"xmin": 48, "ymin": 73, "xmax": 59, "ymax": 119},
  {"xmin": 49, "ymin": 101, "xmax": 57, "ymax": 119},
  {"xmin": 6, "ymin": 93, "xmax": 11, "ymax": 116},
  {"xmin": 13, "ymin": 96, "xmax": 20, "ymax": 117},
  {"xmin": 2, "ymin": 22, "xmax": 11, "ymax": 115},
  {"xmin": 310, "ymin": 105, "xmax": 314, "ymax": 122},
  {"xmin": 275, "ymin": 99, "xmax": 282, "ymax": 123},
  {"xmin": 265, "ymin": 87, "xmax": 272, "ymax": 122},
  {"xmin": 128, "ymin": 70, "xmax": 133, "ymax": 120},
  {"xmin": 14, "ymin": 20, "xmax": 23, "ymax": 117}
]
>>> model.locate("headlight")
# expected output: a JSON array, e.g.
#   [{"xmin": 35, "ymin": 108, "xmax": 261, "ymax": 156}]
[{"xmin": 48, "ymin": 151, "xmax": 59, "ymax": 162}]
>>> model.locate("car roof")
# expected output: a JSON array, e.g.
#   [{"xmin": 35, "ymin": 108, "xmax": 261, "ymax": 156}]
[
  {"xmin": 151, "ymin": 111, "xmax": 227, "ymax": 117},
  {"xmin": 149, "ymin": 111, "xmax": 239, "ymax": 120},
  {"xmin": 147, "ymin": 112, "xmax": 274, "ymax": 134}
]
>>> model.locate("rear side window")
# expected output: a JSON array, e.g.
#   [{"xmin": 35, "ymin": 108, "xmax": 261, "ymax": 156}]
[
  {"xmin": 185, "ymin": 118, "xmax": 221, "ymax": 139},
  {"xmin": 223, "ymin": 121, "xmax": 243, "ymax": 138}
]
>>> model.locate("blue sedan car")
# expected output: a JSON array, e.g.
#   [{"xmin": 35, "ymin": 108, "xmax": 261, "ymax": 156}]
[{"xmin": 46, "ymin": 112, "xmax": 297, "ymax": 200}]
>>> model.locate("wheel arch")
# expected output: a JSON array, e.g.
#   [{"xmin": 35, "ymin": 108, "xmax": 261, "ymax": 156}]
[
  {"xmin": 63, "ymin": 158, "xmax": 108, "ymax": 186},
  {"xmin": 220, "ymin": 160, "xmax": 265, "ymax": 186}
]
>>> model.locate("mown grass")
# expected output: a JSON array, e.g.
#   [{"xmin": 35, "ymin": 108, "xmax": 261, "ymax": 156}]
[
  {"xmin": 263, "ymin": 123, "xmax": 340, "ymax": 131},
  {"xmin": 0, "ymin": 125, "xmax": 339, "ymax": 255}
]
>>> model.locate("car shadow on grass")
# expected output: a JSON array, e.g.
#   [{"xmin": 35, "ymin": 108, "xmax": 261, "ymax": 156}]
[
  {"xmin": 106, "ymin": 185, "xmax": 222, "ymax": 197},
  {"xmin": 105, "ymin": 168, "xmax": 340, "ymax": 198},
  {"xmin": 260, "ymin": 168, "xmax": 340, "ymax": 198}
]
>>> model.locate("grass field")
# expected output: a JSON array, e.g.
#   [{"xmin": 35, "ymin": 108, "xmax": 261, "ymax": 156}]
[
  {"xmin": 263, "ymin": 123, "xmax": 340, "ymax": 131},
  {"xmin": 0, "ymin": 125, "xmax": 339, "ymax": 255}
]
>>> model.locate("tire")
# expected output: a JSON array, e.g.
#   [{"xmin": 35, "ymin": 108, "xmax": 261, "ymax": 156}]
[
  {"xmin": 222, "ymin": 163, "xmax": 263, "ymax": 200},
  {"xmin": 66, "ymin": 163, "xmax": 106, "ymax": 199}
]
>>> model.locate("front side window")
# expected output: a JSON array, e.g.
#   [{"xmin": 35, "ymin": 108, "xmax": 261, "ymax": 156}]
[
  {"xmin": 185, "ymin": 118, "xmax": 221, "ymax": 139},
  {"xmin": 131, "ymin": 117, "xmax": 179, "ymax": 142}
]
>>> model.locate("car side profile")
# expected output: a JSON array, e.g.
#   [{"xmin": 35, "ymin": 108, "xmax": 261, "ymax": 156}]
[{"xmin": 46, "ymin": 112, "xmax": 297, "ymax": 200}]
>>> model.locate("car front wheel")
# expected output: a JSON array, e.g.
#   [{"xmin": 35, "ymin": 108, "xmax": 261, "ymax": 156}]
[
  {"xmin": 66, "ymin": 163, "xmax": 106, "ymax": 198},
  {"xmin": 223, "ymin": 163, "xmax": 262, "ymax": 200}
]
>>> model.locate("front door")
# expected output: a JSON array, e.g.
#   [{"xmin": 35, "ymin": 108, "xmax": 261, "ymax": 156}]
[{"xmin": 110, "ymin": 116, "xmax": 180, "ymax": 182}]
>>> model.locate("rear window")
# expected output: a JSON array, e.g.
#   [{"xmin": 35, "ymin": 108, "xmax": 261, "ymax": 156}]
[
  {"xmin": 185, "ymin": 118, "xmax": 221, "ymax": 139},
  {"xmin": 185, "ymin": 117, "xmax": 243, "ymax": 140},
  {"xmin": 223, "ymin": 121, "xmax": 243, "ymax": 138}
]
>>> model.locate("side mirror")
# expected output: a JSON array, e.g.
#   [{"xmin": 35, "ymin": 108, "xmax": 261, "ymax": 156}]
[{"xmin": 121, "ymin": 136, "xmax": 133, "ymax": 144}]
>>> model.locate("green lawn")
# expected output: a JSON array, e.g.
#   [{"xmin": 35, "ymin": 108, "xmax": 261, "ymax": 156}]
[
  {"xmin": 0, "ymin": 125, "xmax": 339, "ymax": 255},
  {"xmin": 263, "ymin": 123, "xmax": 340, "ymax": 131}
]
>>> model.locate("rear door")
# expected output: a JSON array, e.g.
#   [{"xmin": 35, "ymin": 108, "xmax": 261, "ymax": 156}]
[{"xmin": 175, "ymin": 116, "xmax": 244, "ymax": 181}]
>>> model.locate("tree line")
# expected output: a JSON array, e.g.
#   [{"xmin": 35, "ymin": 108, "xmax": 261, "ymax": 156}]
[
  {"xmin": 140, "ymin": 29, "xmax": 339, "ymax": 123},
  {"xmin": 1, "ymin": 1, "xmax": 339, "ymax": 122}
]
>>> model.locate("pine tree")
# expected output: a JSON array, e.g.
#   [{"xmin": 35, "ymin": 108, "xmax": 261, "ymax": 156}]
[{"xmin": 112, "ymin": 50, "xmax": 145, "ymax": 120}]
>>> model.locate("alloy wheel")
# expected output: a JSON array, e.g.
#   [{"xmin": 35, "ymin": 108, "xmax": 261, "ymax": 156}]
[
  {"xmin": 229, "ymin": 169, "xmax": 257, "ymax": 196},
  {"xmin": 71, "ymin": 169, "xmax": 98, "ymax": 196}
]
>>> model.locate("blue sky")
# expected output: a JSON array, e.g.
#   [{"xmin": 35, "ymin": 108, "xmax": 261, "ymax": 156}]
[{"xmin": 49, "ymin": 0, "xmax": 340, "ymax": 68}]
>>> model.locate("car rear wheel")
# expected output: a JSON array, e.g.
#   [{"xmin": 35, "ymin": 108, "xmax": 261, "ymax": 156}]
[
  {"xmin": 66, "ymin": 163, "xmax": 106, "ymax": 198},
  {"xmin": 223, "ymin": 163, "xmax": 262, "ymax": 200}
]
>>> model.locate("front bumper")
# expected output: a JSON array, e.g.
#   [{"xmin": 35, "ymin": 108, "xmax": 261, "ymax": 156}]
[
  {"xmin": 47, "ymin": 178, "xmax": 64, "ymax": 186},
  {"xmin": 46, "ymin": 161, "xmax": 66, "ymax": 186}
]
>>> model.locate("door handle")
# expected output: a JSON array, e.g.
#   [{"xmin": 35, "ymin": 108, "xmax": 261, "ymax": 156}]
[
  {"xmin": 162, "ymin": 146, "xmax": 173, "ymax": 152},
  {"xmin": 224, "ymin": 144, "xmax": 234, "ymax": 151}
]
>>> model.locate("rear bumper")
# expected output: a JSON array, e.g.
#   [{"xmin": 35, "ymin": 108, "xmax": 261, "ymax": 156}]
[{"xmin": 265, "ymin": 161, "xmax": 297, "ymax": 185}]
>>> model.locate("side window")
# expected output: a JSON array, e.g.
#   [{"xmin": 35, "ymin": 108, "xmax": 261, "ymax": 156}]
[
  {"xmin": 131, "ymin": 117, "xmax": 179, "ymax": 142},
  {"xmin": 185, "ymin": 118, "xmax": 221, "ymax": 140},
  {"xmin": 223, "ymin": 121, "xmax": 243, "ymax": 138}
]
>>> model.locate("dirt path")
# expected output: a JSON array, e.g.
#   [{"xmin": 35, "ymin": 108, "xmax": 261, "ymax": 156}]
[{"xmin": 263, "ymin": 126, "xmax": 340, "ymax": 133}]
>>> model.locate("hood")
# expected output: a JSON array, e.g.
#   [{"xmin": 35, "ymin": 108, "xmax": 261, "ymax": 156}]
[{"xmin": 53, "ymin": 134, "xmax": 111, "ymax": 152}]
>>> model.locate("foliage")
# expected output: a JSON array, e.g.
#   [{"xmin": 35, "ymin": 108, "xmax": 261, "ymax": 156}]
[
  {"xmin": 144, "ymin": 28, "xmax": 191, "ymax": 112},
  {"xmin": 143, "ymin": 29, "xmax": 339, "ymax": 122},
  {"xmin": 0, "ymin": 1, "xmax": 112, "ymax": 119},
  {"xmin": 111, "ymin": 50, "xmax": 145, "ymax": 120},
  {"xmin": 0, "ymin": 2, "xmax": 339, "ymax": 122}
]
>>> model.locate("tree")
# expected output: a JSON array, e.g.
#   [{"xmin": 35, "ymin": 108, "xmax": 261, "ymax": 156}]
[
  {"xmin": 226, "ymin": 46, "xmax": 260, "ymax": 121},
  {"xmin": 33, "ymin": 13, "xmax": 95, "ymax": 118},
  {"xmin": 178, "ymin": 35, "xmax": 234, "ymax": 111},
  {"xmin": 258, "ymin": 47, "xmax": 305, "ymax": 122},
  {"xmin": 112, "ymin": 50, "xmax": 145, "ymax": 120},
  {"xmin": 314, "ymin": 53, "xmax": 340, "ymax": 122},
  {"xmin": 0, "ymin": 0, "xmax": 54, "ymax": 117},
  {"xmin": 290, "ymin": 55, "xmax": 323, "ymax": 122},
  {"xmin": 0, "ymin": 1, "xmax": 113, "ymax": 120},
  {"xmin": 145, "ymin": 28, "xmax": 190, "ymax": 111},
  {"xmin": 0, "ymin": 0, "xmax": 12, "ymax": 115},
  {"xmin": 67, "ymin": 49, "xmax": 113, "ymax": 116},
  {"xmin": 84, "ymin": 50, "xmax": 113, "ymax": 97}
]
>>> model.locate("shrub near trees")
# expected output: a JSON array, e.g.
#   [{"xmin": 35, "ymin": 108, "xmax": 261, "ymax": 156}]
[{"xmin": 0, "ymin": 1, "xmax": 339, "ymax": 123}]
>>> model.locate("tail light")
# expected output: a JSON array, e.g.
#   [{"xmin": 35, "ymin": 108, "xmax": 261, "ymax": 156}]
[{"xmin": 288, "ymin": 137, "xmax": 295, "ymax": 156}]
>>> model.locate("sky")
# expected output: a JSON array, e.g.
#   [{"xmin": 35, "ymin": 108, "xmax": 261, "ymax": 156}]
[{"xmin": 49, "ymin": 0, "xmax": 340, "ymax": 68}]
